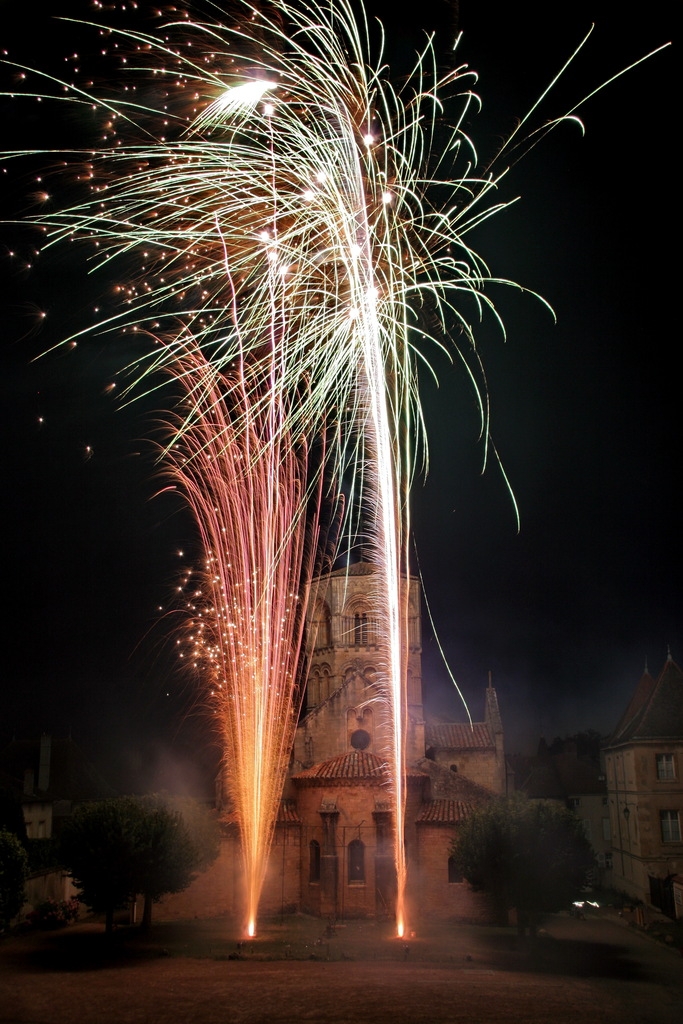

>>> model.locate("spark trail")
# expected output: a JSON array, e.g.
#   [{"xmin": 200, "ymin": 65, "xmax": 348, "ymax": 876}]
[{"xmin": 166, "ymin": 345, "xmax": 322, "ymax": 936}]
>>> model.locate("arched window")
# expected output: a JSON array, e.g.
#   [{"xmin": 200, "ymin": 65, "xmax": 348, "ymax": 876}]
[
  {"xmin": 448, "ymin": 856, "xmax": 463, "ymax": 884},
  {"xmin": 309, "ymin": 840, "xmax": 320, "ymax": 883},
  {"xmin": 348, "ymin": 838, "xmax": 365, "ymax": 883},
  {"xmin": 313, "ymin": 602, "xmax": 331, "ymax": 649},
  {"xmin": 353, "ymin": 613, "xmax": 368, "ymax": 646},
  {"xmin": 308, "ymin": 670, "xmax": 321, "ymax": 709}
]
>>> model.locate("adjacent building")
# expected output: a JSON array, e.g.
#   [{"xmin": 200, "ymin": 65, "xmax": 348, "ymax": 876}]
[{"xmin": 603, "ymin": 655, "xmax": 683, "ymax": 917}]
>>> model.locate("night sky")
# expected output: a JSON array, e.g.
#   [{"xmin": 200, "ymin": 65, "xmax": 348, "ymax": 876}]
[{"xmin": 0, "ymin": 1, "xmax": 676, "ymax": 792}]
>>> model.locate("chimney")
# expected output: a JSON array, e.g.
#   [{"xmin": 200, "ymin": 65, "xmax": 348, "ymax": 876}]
[
  {"xmin": 23, "ymin": 768, "xmax": 34, "ymax": 796},
  {"xmin": 38, "ymin": 733, "xmax": 51, "ymax": 792}
]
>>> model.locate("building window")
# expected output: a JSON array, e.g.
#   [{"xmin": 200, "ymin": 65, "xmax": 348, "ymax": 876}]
[
  {"xmin": 348, "ymin": 839, "xmax": 365, "ymax": 882},
  {"xmin": 602, "ymin": 818, "xmax": 611, "ymax": 841},
  {"xmin": 350, "ymin": 728, "xmax": 371, "ymax": 751},
  {"xmin": 568, "ymin": 797, "xmax": 581, "ymax": 810},
  {"xmin": 309, "ymin": 840, "xmax": 320, "ymax": 883},
  {"xmin": 314, "ymin": 604, "xmax": 331, "ymax": 648},
  {"xmin": 448, "ymin": 856, "xmax": 463, "ymax": 883},
  {"xmin": 660, "ymin": 810, "xmax": 681, "ymax": 843},
  {"xmin": 604, "ymin": 852, "xmax": 613, "ymax": 871},
  {"xmin": 656, "ymin": 754, "xmax": 676, "ymax": 781},
  {"xmin": 353, "ymin": 613, "xmax": 368, "ymax": 646}
]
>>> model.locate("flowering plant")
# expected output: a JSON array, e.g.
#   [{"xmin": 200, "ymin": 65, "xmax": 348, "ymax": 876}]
[{"xmin": 25, "ymin": 898, "xmax": 80, "ymax": 929}]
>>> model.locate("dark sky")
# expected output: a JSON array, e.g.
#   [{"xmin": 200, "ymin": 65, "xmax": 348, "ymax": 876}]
[{"xmin": 0, "ymin": 1, "xmax": 676, "ymax": 790}]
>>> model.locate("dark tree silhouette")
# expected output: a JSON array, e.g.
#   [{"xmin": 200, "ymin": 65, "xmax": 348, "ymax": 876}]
[
  {"xmin": 60, "ymin": 796, "xmax": 219, "ymax": 933},
  {"xmin": 0, "ymin": 829, "xmax": 29, "ymax": 928},
  {"xmin": 451, "ymin": 794, "xmax": 594, "ymax": 934}
]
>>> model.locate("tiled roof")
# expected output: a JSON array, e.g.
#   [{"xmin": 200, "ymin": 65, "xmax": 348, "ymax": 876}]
[
  {"xmin": 416, "ymin": 799, "xmax": 473, "ymax": 824},
  {"xmin": 277, "ymin": 800, "xmax": 302, "ymax": 824},
  {"xmin": 425, "ymin": 722, "xmax": 494, "ymax": 750},
  {"xmin": 609, "ymin": 670, "xmax": 656, "ymax": 742},
  {"xmin": 607, "ymin": 658, "xmax": 683, "ymax": 745},
  {"xmin": 292, "ymin": 750, "xmax": 388, "ymax": 783}
]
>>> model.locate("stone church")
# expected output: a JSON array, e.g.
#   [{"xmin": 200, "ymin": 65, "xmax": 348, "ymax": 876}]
[{"xmin": 159, "ymin": 562, "xmax": 506, "ymax": 924}]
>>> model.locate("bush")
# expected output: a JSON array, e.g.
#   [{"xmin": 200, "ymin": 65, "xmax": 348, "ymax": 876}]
[
  {"xmin": 0, "ymin": 829, "xmax": 29, "ymax": 928},
  {"xmin": 25, "ymin": 897, "xmax": 80, "ymax": 930}
]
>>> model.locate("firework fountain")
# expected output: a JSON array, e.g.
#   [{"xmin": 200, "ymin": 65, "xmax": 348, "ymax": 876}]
[
  {"xmin": 3, "ymin": 0, "xmax": 664, "ymax": 936},
  {"xmin": 164, "ymin": 345, "xmax": 323, "ymax": 936}
]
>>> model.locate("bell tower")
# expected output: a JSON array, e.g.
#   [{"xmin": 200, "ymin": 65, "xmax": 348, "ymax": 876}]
[{"xmin": 292, "ymin": 562, "xmax": 425, "ymax": 769}]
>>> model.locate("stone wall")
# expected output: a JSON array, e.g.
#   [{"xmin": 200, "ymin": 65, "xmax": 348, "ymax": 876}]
[{"xmin": 414, "ymin": 825, "xmax": 492, "ymax": 923}]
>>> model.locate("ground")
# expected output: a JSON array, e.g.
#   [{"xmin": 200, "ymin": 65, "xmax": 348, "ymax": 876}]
[{"xmin": 2, "ymin": 910, "xmax": 681, "ymax": 1023}]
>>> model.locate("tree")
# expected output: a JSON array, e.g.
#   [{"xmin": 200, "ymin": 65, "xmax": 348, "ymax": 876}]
[
  {"xmin": 451, "ymin": 794, "xmax": 594, "ymax": 935},
  {"xmin": 134, "ymin": 795, "xmax": 219, "ymax": 932},
  {"xmin": 0, "ymin": 829, "xmax": 29, "ymax": 929},
  {"xmin": 59, "ymin": 797, "xmax": 145, "ymax": 934},
  {"xmin": 59, "ymin": 796, "xmax": 220, "ymax": 933}
]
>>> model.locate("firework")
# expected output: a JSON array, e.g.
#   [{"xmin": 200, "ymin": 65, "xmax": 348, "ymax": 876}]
[
  {"xmin": 165, "ymin": 341, "xmax": 323, "ymax": 935},
  {"xmin": 3, "ymin": 0, "xmax": 665, "ymax": 936}
]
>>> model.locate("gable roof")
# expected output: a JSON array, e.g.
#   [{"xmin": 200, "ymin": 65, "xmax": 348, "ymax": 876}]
[
  {"xmin": 607, "ymin": 657, "xmax": 683, "ymax": 746},
  {"xmin": 425, "ymin": 722, "xmax": 494, "ymax": 751}
]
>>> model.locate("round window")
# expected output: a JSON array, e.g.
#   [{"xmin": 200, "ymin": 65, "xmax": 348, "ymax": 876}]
[{"xmin": 350, "ymin": 729, "xmax": 371, "ymax": 750}]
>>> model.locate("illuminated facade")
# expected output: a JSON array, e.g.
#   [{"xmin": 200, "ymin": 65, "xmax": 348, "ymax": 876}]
[
  {"xmin": 160, "ymin": 563, "xmax": 507, "ymax": 924},
  {"xmin": 604, "ymin": 655, "xmax": 683, "ymax": 918}
]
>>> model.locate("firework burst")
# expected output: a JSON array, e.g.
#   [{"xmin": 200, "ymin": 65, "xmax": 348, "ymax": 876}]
[{"xmin": 3, "ymin": 0, "xmax": 666, "ymax": 936}]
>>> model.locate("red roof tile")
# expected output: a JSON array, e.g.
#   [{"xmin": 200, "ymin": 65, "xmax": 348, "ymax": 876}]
[
  {"xmin": 277, "ymin": 800, "xmax": 302, "ymax": 824},
  {"xmin": 292, "ymin": 750, "xmax": 388, "ymax": 783},
  {"xmin": 425, "ymin": 722, "xmax": 493, "ymax": 750},
  {"xmin": 416, "ymin": 799, "xmax": 473, "ymax": 824}
]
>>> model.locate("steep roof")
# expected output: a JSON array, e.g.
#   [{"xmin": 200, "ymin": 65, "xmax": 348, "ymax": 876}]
[
  {"xmin": 607, "ymin": 657, "xmax": 683, "ymax": 746},
  {"xmin": 609, "ymin": 669, "xmax": 657, "ymax": 742}
]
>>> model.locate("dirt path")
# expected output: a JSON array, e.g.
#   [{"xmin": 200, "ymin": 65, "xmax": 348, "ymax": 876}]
[{"xmin": 2, "ymin": 913, "xmax": 680, "ymax": 1024}]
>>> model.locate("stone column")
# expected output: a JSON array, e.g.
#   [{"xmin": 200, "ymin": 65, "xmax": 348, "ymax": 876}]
[
  {"xmin": 319, "ymin": 803, "xmax": 339, "ymax": 918},
  {"xmin": 373, "ymin": 808, "xmax": 396, "ymax": 917}
]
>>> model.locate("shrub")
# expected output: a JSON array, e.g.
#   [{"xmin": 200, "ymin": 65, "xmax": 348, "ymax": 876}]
[{"xmin": 25, "ymin": 897, "xmax": 80, "ymax": 930}]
